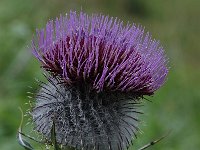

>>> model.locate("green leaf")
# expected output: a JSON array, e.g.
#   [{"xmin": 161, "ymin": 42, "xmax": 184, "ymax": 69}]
[
  {"xmin": 51, "ymin": 120, "xmax": 61, "ymax": 150},
  {"xmin": 17, "ymin": 134, "xmax": 34, "ymax": 150},
  {"xmin": 17, "ymin": 107, "xmax": 34, "ymax": 150}
]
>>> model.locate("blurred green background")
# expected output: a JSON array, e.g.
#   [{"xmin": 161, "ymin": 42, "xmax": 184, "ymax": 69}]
[{"xmin": 0, "ymin": 0, "xmax": 199, "ymax": 149}]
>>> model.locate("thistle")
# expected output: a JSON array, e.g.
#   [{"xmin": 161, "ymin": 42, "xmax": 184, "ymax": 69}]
[{"xmin": 30, "ymin": 11, "xmax": 168, "ymax": 150}]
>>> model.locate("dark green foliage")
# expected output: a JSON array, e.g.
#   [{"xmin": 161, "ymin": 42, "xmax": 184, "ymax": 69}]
[
  {"xmin": 124, "ymin": 0, "xmax": 150, "ymax": 18},
  {"xmin": 0, "ymin": 0, "xmax": 200, "ymax": 149}
]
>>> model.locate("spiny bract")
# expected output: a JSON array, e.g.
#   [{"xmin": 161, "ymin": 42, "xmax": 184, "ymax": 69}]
[{"xmin": 30, "ymin": 11, "xmax": 168, "ymax": 150}]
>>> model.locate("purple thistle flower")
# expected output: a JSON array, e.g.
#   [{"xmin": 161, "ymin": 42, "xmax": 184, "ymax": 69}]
[{"xmin": 30, "ymin": 11, "xmax": 168, "ymax": 150}]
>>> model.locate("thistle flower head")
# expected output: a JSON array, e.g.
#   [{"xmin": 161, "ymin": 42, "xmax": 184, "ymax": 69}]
[{"xmin": 31, "ymin": 11, "xmax": 168, "ymax": 150}]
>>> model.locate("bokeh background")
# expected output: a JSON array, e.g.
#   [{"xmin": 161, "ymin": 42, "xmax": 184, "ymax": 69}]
[{"xmin": 0, "ymin": 0, "xmax": 199, "ymax": 149}]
